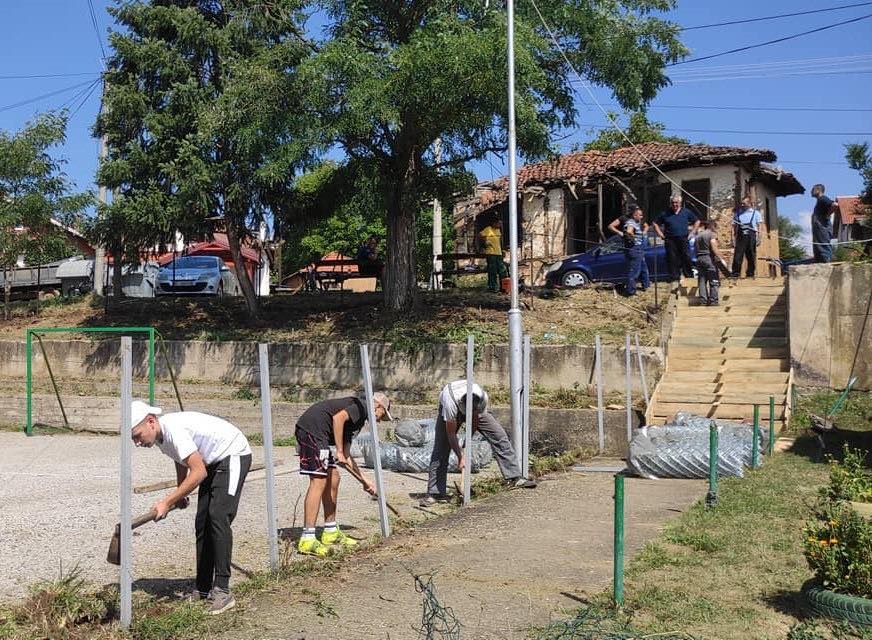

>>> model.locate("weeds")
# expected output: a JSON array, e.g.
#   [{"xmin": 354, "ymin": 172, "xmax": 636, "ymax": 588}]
[
  {"xmin": 232, "ymin": 387, "xmax": 257, "ymax": 401},
  {"xmin": 300, "ymin": 588, "xmax": 338, "ymax": 619},
  {"xmin": 245, "ymin": 433, "xmax": 296, "ymax": 448},
  {"xmin": 129, "ymin": 601, "xmax": 205, "ymax": 640}
]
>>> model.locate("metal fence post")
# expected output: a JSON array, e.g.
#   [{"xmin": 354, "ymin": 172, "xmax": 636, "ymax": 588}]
[
  {"xmin": 25, "ymin": 329, "xmax": 33, "ymax": 435},
  {"xmin": 147, "ymin": 328, "xmax": 155, "ymax": 405},
  {"xmin": 768, "ymin": 395, "xmax": 776, "ymax": 455},
  {"xmin": 464, "ymin": 336, "xmax": 474, "ymax": 506},
  {"xmin": 751, "ymin": 404, "xmax": 760, "ymax": 469},
  {"xmin": 613, "ymin": 474, "xmax": 625, "ymax": 607},
  {"xmin": 119, "ymin": 337, "xmax": 133, "ymax": 630},
  {"xmin": 595, "ymin": 334, "xmax": 604, "ymax": 454},
  {"xmin": 258, "ymin": 344, "xmax": 279, "ymax": 571},
  {"xmin": 634, "ymin": 333, "xmax": 649, "ymax": 407},
  {"xmin": 625, "ymin": 334, "xmax": 632, "ymax": 445},
  {"xmin": 360, "ymin": 344, "xmax": 391, "ymax": 537},
  {"xmin": 522, "ymin": 335, "xmax": 531, "ymax": 478},
  {"xmin": 706, "ymin": 421, "xmax": 719, "ymax": 509}
]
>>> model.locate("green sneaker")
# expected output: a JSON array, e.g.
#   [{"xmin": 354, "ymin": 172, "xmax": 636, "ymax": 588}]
[
  {"xmin": 320, "ymin": 528, "xmax": 358, "ymax": 548},
  {"xmin": 297, "ymin": 537, "xmax": 330, "ymax": 557}
]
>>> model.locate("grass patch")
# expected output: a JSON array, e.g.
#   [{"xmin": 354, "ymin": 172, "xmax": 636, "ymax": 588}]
[
  {"xmin": 129, "ymin": 601, "xmax": 206, "ymax": 640},
  {"xmin": 790, "ymin": 390, "xmax": 872, "ymax": 435},
  {"xmin": 244, "ymin": 432, "xmax": 297, "ymax": 448},
  {"xmin": 231, "ymin": 387, "xmax": 257, "ymax": 401}
]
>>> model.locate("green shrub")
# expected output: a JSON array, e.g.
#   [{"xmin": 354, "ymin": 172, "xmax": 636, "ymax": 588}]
[
  {"xmin": 804, "ymin": 500, "xmax": 872, "ymax": 598},
  {"xmin": 822, "ymin": 445, "xmax": 872, "ymax": 504}
]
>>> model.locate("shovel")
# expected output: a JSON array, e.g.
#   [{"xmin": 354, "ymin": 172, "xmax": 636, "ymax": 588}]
[
  {"xmin": 106, "ymin": 504, "xmax": 177, "ymax": 565},
  {"xmin": 336, "ymin": 461, "xmax": 401, "ymax": 517}
]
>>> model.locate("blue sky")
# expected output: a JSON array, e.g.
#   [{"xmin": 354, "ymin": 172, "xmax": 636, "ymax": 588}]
[{"xmin": 1, "ymin": 1, "xmax": 870, "ymax": 253}]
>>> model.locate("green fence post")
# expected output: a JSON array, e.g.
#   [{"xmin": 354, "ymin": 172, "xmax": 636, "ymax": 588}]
[
  {"xmin": 751, "ymin": 404, "xmax": 760, "ymax": 469},
  {"xmin": 614, "ymin": 473, "xmax": 625, "ymax": 607},
  {"xmin": 706, "ymin": 421, "xmax": 719, "ymax": 509},
  {"xmin": 25, "ymin": 330, "xmax": 32, "ymax": 436},
  {"xmin": 768, "ymin": 395, "xmax": 776, "ymax": 455},
  {"xmin": 148, "ymin": 328, "xmax": 155, "ymax": 405}
]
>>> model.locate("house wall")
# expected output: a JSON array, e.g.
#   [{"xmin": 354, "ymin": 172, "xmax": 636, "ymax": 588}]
[
  {"xmin": 656, "ymin": 164, "xmax": 737, "ymax": 249},
  {"xmin": 521, "ymin": 187, "xmax": 566, "ymax": 283}
]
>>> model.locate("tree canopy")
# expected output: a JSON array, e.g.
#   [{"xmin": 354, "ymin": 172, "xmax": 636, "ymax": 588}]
[
  {"xmin": 583, "ymin": 111, "xmax": 689, "ymax": 152},
  {"xmin": 777, "ymin": 215, "xmax": 806, "ymax": 262},
  {"xmin": 0, "ymin": 113, "xmax": 91, "ymax": 317}
]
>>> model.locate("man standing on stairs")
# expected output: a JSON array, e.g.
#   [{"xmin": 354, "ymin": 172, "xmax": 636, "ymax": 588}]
[
  {"xmin": 731, "ymin": 195, "xmax": 762, "ymax": 279},
  {"xmin": 810, "ymin": 184, "xmax": 835, "ymax": 263},
  {"xmin": 696, "ymin": 220, "xmax": 727, "ymax": 306},
  {"xmin": 653, "ymin": 195, "xmax": 698, "ymax": 285}
]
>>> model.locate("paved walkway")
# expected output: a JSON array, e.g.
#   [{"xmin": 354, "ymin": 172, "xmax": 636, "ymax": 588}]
[{"xmin": 223, "ymin": 471, "xmax": 703, "ymax": 640}]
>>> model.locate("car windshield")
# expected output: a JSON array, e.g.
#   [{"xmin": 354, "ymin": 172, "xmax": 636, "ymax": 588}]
[
  {"xmin": 168, "ymin": 257, "xmax": 218, "ymax": 270},
  {"xmin": 597, "ymin": 236, "xmax": 624, "ymax": 255}
]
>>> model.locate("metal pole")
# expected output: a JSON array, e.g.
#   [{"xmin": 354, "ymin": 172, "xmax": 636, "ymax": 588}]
[
  {"xmin": 119, "ymin": 336, "xmax": 133, "ymax": 630},
  {"xmin": 360, "ymin": 344, "xmax": 391, "ymax": 537},
  {"xmin": 506, "ymin": 0, "xmax": 524, "ymax": 467},
  {"xmin": 625, "ymin": 334, "xmax": 632, "ymax": 444},
  {"xmin": 258, "ymin": 344, "xmax": 279, "ymax": 571},
  {"xmin": 148, "ymin": 328, "xmax": 155, "ymax": 405},
  {"xmin": 34, "ymin": 334, "xmax": 69, "ymax": 429},
  {"xmin": 613, "ymin": 474, "xmax": 624, "ymax": 607},
  {"xmin": 463, "ymin": 336, "xmax": 474, "ymax": 506},
  {"xmin": 768, "ymin": 395, "xmax": 776, "ymax": 455},
  {"xmin": 706, "ymin": 421, "xmax": 718, "ymax": 509},
  {"xmin": 522, "ymin": 335, "xmax": 531, "ymax": 478},
  {"xmin": 653, "ymin": 236, "xmax": 659, "ymax": 309},
  {"xmin": 432, "ymin": 138, "xmax": 443, "ymax": 290},
  {"xmin": 595, "ymin": 334, "xmax": 604, "ymax": 454},
  {"xmin": 634, "ymin": 333, "xmax": 650, "ymax": 407},
  {"xmin": 751, "ymin": 404, "xmax": 760, "ymax": 469},
  {"xmin": 25, "ymin": 330, "xmax": 32, "ymax": 435}
]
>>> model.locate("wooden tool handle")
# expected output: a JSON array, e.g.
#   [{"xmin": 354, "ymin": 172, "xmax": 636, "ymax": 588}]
[
  {"xmin": 336, "ymin": 462, "xmax": 400, "ymax": 517},
  {"xmin": 131, "ymin": 502, "xmax": 179, "ymax": 529}
]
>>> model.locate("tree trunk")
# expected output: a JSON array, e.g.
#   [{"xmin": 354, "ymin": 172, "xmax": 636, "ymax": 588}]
[
  {"xmin": 384, "ymin": 163, "xmax": 419, "ymax": 312},
  {"xmin": 225, "ymin": 220, "xmax": 259, "ymax": 320},
  {"xmin": 3, "ymin": 268, "xmax": 10, "ymax": 321},
  {"xmin": 111, "ymin": 250, "xmax": 124, "ymax": 306}
]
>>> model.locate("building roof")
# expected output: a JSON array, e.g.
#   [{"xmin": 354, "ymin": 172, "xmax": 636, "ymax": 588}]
[
  {"xmin": 156, "ymin": 232, "xmax": 261, "ymax": 266},
  {"xmin": 835, "ymin": 196, "xmax": 869, "ymax": 225},
  {"xmin": 752, "ymin": 163, "xmax": 806, "ymax": 198},
  {"xmin": 458, "ymin": 142, "xmax": 802, "ymax": 215}
]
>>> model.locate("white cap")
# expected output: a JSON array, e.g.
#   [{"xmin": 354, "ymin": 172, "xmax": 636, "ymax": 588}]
[
  {"xmin": 130, "ymin": 400, "xmax": 163, "ymax": 430},
  {"xmin": 372, "ymin": 392, "xmax": 394, "ymax": 421}
]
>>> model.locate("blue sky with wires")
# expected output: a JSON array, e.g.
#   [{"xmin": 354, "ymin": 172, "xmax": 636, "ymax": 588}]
[{"xmin": 0, "ymin": 1, "xmax": 870, "ymax": 251}]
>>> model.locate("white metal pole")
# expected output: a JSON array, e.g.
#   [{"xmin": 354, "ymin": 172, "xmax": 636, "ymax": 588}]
[
  {"xmin": 595, "ymin": 334, "xmax": 605, "ymax": 454},
  {"xmin": 506, "ymin": 0, "xmax": 523, "ymax": 466},
  {"xmin": 257, "ymin": 343, "xmax": 279, "ymax": 571},
  {"xmin": 360, "ymin": 344, "xmax": 391, "ymax": 537},
  {"xmin": 522, "ymin": 335, "xmax": 531, "ymax": 478},
  {"xmin": 634, "ymin": 333, "xmax": 650, "ymax": 407},
  {"xmin": 463, "ymin": 335, "xmax": 474, "ymax": 506},
  {"xmin": 119, "ymin": 336, "xmax": 132, "ymax": 630},
  {"xmin": 432, "ymin": 138, "xmax": 443, "ymax": 290},
  {"xmin": 625, "ymin": 334, "xmax": 633, "ymax": 445}
]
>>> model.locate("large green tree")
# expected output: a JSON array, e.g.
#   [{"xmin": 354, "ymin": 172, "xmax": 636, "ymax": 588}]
[
  {"xmin": 583, "ymin": 111, "xmax": 688, "ymax": 152},
  {"xmin": 96, "ymin": 0, "xmax": 311, "ymax": 318},
  {"xmin": 777, "ymin": 215, "xmax": 806, "ymax": 262},
  {"xmin": 302, "ymin": 0, "xmax": 686, "ymax": 310},
  {"xmin": 0, "ymin": 113, "xmax": 91, "ymax": 318}
]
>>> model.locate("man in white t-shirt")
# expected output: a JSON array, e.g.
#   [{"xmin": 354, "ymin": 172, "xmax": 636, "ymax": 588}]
[
  {"xmin": 421, "ymin": 380, "xmax": 536, "ymax": 506},
  {"xmin": 130, "ymin": 400, "xmax": 252, "ymax": 615}
]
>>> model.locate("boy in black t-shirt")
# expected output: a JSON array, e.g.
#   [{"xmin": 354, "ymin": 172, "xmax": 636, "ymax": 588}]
[{"xmin": 294, "ymin": 393, "xmax": 393, "ymax": 557}]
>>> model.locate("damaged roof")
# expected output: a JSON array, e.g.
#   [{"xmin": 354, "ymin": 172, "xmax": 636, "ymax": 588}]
[{"xmin": 458, "ymin": 142, "xmax": 803, "ymax": 214}]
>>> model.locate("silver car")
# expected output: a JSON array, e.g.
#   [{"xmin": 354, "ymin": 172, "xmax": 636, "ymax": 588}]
[{"xmin": 155, "ymin": 255, "xmax": 240, "ymax": 296}]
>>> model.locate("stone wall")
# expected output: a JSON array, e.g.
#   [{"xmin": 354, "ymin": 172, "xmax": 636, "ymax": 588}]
[
  {"xmin": 3, "ymin": 339, "xmax": 662, "ymax": 395},
  {"xmin": 789, "ymin": 262, "xmax": 872, "ymax": 389}
]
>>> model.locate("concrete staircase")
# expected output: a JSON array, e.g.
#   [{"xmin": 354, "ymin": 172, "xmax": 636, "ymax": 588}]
[{"xmin": 647, "ymin": 277, "xmax": 791, "ymax": 431}]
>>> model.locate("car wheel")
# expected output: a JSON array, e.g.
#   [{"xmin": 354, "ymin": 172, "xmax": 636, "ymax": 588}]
[
  {"xmin": 216, "ymin": 283, "xmax": 224, "ymax": 298},
  {"xmin": 561, "ymin": 270, "xmax": 590, "ymax": 288}
]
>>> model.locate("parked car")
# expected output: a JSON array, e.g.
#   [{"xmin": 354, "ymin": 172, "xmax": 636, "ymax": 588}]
[
  {"xmin": 544, "ymin": 233, "xmax": 697, "ymax": 288},
  {"xmin": 156, "ymin": 255, "xmax": 240, "ymax": 296}
]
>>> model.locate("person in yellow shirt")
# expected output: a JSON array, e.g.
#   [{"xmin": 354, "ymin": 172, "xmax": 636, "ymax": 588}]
[{"xmin": 479, "ymin": 218, "xmax": 507, "ymax": 292}]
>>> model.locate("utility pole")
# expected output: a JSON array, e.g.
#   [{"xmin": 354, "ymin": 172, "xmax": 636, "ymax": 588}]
[
  {"xmin": 93, "ymin": 83, "xmax": 107, "ymax": 296},
  {"xmin": 431, "ymin": 138, "xmax": 443, "ymax": 289},
  {"xmin": 506, "ymin": 0, "xmax": 523, "ymax": 464}
]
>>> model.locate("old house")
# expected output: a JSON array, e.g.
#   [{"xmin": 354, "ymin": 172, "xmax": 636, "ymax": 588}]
[
  {"xmin": 833, "ymin": 196, "xmax": 871, "ymax": 245},
  {"xmin": 454, "ymin": 142, "xmax": 804, "ymax": 282}
]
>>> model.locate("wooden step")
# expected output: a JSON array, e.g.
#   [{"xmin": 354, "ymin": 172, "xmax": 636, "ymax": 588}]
[
  {"xmin": 655, "ymin": 391, "xmax": 789, "ymax": 405},
  {"xmin": 673, "ymin": 315, "xmax": 786, "ymax": 325},
  {"xmin": 668, "ymin": 346, "xmax": 788, "ymax": 359},
  {"xmin": 656, "ymin": 384, "xmax": 789, "ymax": 398},
  {"xmin": 651, "ymin": 402, "xmax": 786, "ymax": 421},
  {"xmin": 670, "ymin": 325, "xmax": 786, "ymax": 338},
  {"xmin": 659, "ymin": 371, "xmax": 789, "ymax": 384},
  {"xmin": 668, "ymin": 358, "xmax": 789, "ymax": 373}
]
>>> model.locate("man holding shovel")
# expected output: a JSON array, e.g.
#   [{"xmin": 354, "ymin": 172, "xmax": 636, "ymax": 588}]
[
  {"xmin": 130, "ymin": 400, "xmax": 251, "ymax": 614},
  {"xmin": 294, "ymin": 393, "xmax": 393, "ymax": 557}
]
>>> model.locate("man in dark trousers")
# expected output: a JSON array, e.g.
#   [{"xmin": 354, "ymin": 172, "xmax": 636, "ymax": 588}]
[
  {"xmin": 696, "ymin": 220, "xmax": 727, "ymax": 306},
  {"xmin": 731, "ymin": 195, "xmax": 762, "ymax": 278},
  {"xmin": 811, "ymin": 184, "xmax": 835, "ymax": 263},
  {"xmin": 294, "ymin": 393, "xmax": 393, "ymax": 557},
  {"xmin": 609, "ymin": 204, "xmax": 649, "ymax": 296},
  {"xmin": 130, "ymin": 400, "xmax": 252, "ymax": 615},
  {"xmin": 653, "ymin": 195, "xmax": 699, "ymax": 283},
  {"xmin": 421, "ymin": 379, "xmax": 535, "ymax": 506}
]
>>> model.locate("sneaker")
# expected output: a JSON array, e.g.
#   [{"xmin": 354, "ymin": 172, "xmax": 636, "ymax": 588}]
[
  {"xmin": 709, "ymin": 301, "xmax": 719, "ymax": 307},
  {"xmin": 419, "ymin": 493, "xmax": 451, "ymax": 507},
  {"xmin": 509, "ymin": 477, "xmax": 538, "ymax": 489},
  {"xmin": 187, "ymin": 589, "xmax": 209, "ymax": 602},
  {"xmin": 321, "ymin": 528, "xmax": 358, "ymax": 548},
  {"xmin": 207, "ymin": 588, "xmax": 235, "ymax": 615},
  {"xmin": 297, "ymin": 537, "xmax": 330, "ymax": 557}
]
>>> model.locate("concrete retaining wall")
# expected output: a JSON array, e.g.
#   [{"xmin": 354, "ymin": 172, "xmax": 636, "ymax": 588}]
[
  {"xmin": 789, "ymin": 262, "xmax": 872, "ymax": 390},
  {"xmin": 1, "ymin": 339, "xmax": 662, "ymax": 395}
]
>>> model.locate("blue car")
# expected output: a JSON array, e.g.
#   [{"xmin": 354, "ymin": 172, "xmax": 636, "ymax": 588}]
[{"xmin": 544, "ymin": 234, "xmax": 696, "ymax": 288}]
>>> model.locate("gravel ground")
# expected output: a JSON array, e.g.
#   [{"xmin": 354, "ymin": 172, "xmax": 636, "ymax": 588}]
[{"xmin": 0, "ymin": 431, "xmax": 447, "ymax": 604}]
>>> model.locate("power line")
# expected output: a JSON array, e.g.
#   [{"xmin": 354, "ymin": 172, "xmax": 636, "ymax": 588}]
[
  {"xmin": 0, "ymin": 72, "xmax": 99, "ymax": 80},
  {"xmin": 69, "ymin": 79, "xmax": 101, "ymax": 119},
  {"xmin": 0, "ymin": 79, "xmax": 97, "ymax": 114},
  {"xmin": 644, "ymin": 103, "xmax": 872, "ymax": 114},
  {"xmin": 682, "ymin": 2, "xmax": 872, "ymax": 31},
  {"xmin": 671, "ymin": 12, "xmax": 872, "ymax": 66},
  {"xmin": 566, "ymin": 123, "xmax": 872, "ymax": 137},
  {"xmin": 670, "ymin": 53, "xmax": 872, "ymax": 75},
  {"xmin": 86, "ymin": 0, "xmax": 107, "ymax": 63}
]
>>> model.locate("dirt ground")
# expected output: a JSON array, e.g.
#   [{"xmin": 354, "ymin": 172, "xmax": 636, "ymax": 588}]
[
  {"xmin": 0, "ymin": 286, "xmax": 663, "ymax": 347},
  {"xmin": 219, "ymin": 471, "xmax": 704, "ymax": 640}
]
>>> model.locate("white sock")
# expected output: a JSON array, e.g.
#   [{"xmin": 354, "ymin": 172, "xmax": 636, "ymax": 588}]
[
  {"xmin": 324, "ymin": 521, "xmax": 338, "ymax": 533},
  {"xmin": 302, "ymin": 527, "xmax": 316, "ymax": 540}
]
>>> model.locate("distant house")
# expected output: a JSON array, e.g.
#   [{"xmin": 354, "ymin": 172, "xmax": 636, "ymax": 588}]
[
  {"xmin": 453, "ymin": 142, "xmax": 804, "ymax": 282},
  {"xmin": 833, "ymin": 196, "xmax": 871, "ymax": 244}
]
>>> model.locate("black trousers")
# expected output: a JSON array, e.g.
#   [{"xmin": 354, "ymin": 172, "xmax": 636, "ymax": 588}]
[
  {"xmin": 665, "ymin": 236, "xmax": 694, "ymax": 281},
  {"xmin": 732, "ymin": 231, "xmax": 757, "ymax": 278},
  {"xmin": 195, "ymin": 453, "xmax": 251, "ymax": 593}
]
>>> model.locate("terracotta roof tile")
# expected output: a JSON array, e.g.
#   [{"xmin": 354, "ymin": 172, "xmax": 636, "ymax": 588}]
[{"xmin": 835, "ymin": 196, "xmax": 869, "ymax": 225}]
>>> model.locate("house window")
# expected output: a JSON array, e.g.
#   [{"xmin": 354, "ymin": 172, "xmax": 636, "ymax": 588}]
[{"xmin": 681, "ymin": 179, "xmax": 711, "ymax": 221}]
